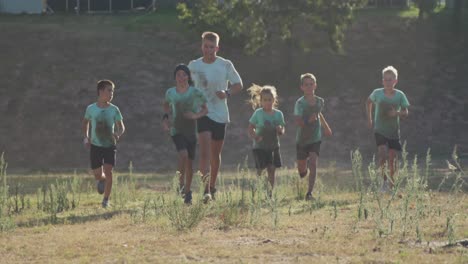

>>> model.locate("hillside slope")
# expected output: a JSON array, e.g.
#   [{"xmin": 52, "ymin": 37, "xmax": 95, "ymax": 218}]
[{"xmin": 0, "ymin": 12, "xmax": 466, "ymax": 171}]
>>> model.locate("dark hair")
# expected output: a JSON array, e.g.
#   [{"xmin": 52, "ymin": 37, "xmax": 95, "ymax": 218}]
[
  {"xmin": 174, "ymin": 64, "xmax": 193, "ymax": 86},
  {"xmin": 97, "ymin": 80, "xmax": 115, "ymax": 95}
]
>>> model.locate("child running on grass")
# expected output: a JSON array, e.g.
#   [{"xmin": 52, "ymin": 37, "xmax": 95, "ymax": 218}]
[
  {"xmin": 366, "ymin": 66, "xmax": 410, "ymax": 192},
  {"xmin": 163, "ymin": 64, "xmax": 208, "ymax": 204},
  {"xmin": 247, "ymin": 84, "xmax": 285, "ymax": 194},
  {"xmin": 82, "ymin": 80, "xmax": 125, "ymax": 208},
  {"xmin": 294, "ymin": 73, "xmax": 332, "ymax": 200}
]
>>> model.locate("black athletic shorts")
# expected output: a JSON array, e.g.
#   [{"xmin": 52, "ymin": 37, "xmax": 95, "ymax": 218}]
[
  {"xmin": 197, "ymin": 116, "xmax": 226, "ymax": 141},
  {"xmin": 253, "ymin": 148, "xmax": 282, "ymax": 169},
  {"xmin": 374, "ymin": 133, "xmax": 402, "ymax": 151},
  {"xmin": 171, "ymin": 134, "xmax": 197, "ymax": 160},
  {"xmin": 90, "ymin": 144, "xmax": 116, "ymax": 169},
  {"xmin": 296, "ymin": 141, "xmax": 321, "ymax": 160}
]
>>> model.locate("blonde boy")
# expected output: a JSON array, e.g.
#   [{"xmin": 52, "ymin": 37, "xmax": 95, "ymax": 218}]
[{"xmin": 366, "ymin": 66, "xmax": 410, "ymax": 191}]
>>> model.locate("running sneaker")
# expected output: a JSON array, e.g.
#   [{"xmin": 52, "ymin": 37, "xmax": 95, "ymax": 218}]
[
  {"xmin": 184, "ymin": 191, "xmax": 192, "ymax": 205},
  {"xmin": 96, "ymin": 179, "xmax": 105, "ymax": 195},
  {"xmin": 102, "ymin": 197, "xmax": 110, "ymax": 208}
]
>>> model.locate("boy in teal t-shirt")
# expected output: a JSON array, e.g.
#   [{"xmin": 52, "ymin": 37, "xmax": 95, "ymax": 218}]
[
  {"xmin": 366, "ymin": 66, "xmax": 410, "ymax": 191},
  {"xmin": 294, "ymin": 73, "xmax": 332, "ymax": 201},
  {"xmin": 82, "ymin": 80, "xmax": 125, "ymax": 208},
  {"xmin": 163, "ymin": 64, "xmax": 207, "ymax": 204},
  {"xmin": 247, "ymin": 84, "xmax": 285, "ymax": 191}
]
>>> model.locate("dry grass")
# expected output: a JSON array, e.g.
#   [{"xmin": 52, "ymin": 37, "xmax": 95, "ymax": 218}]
[{"xmin": 0, "ymin": 168, "xmax": 466, "ymax": 263}]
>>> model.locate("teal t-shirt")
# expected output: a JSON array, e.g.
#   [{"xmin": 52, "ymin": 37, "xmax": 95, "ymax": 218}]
[
  {"xmin": 294, "ymin": 96, "xmax": 324, "ymax": 145},
  {"xmin": 165, "ymin": 86, "xmax": 206, "ymax": 139},
  {"xmin": 369, "ymin": 88, "xmax": 410, "ymax": 139},
  {"xmin": 84, "ymin": 103, "xmax": 123, "ymax": 147},
  {"xmin": 249, "ymin": 108, "xmax": 285, "ymax": 150}
]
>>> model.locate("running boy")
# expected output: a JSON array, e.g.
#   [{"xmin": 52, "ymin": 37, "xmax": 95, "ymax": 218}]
[
  {"xmin": 163, "ymin": 64, "xmax": 207, "ymax": 204},
  {"xmin": 294, "ymin": 73, "xmax": 332, "ymax": 200},
  {"xmin": 188, "ymin": 31, "xmax": 243, "ymax": 202},
  {"xmin": 247, "ymin": 84, "xmax": 285, "ymax": 192},
  {"xmin": 82, "ymin": 80, "xmax": 125, "ymax": 208},
  {"xmin": 366, "ymin": 66, "xmax": 410, "ymax": 191}
]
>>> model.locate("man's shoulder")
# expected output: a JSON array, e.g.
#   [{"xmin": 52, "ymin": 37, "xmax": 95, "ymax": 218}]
[{"xmin": 188, "ymin": 57, "xmax": 203, "ymax": 67}]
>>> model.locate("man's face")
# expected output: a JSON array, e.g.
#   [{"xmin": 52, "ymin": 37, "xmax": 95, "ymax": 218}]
[{"xmin": 201, "ymin": 39, "xmax": 218, "ymax": 59}]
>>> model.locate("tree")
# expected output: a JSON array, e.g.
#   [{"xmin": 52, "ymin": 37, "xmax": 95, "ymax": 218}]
[
  {"xmin": 177, "ymin": 0, "xmax": 367, "ymax": 54},
  {"xmin": 414, "ymin": 0, "xmax": 438, "ymax": 20}
]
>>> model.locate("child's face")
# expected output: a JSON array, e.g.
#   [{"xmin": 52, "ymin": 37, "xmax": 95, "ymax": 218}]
[
  {"xmin": 99, "ymin": 86, "xmax": 114, "ymax": 102},
  {"xmin": 201, "ymin": 39, "xmax": 218, "ymax": 59},
  {"xmin": 300, "ymin": 77, "xmax": 317, "ymax": 95},
  {"xmin": 175, "ymin": 70, "xmax": 189, "ymax": 86},
  {"xmin": 260, "ymin": 93, "xmax": 274, "ymax": 111},
  {"xmin": 382, "ymin": 72, "xmax": 398, "ymax": 89}
]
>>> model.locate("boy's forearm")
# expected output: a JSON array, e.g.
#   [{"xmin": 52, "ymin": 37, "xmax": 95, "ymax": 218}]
[
  {"xmin": 247, "ymin": 125, "xmax": 256, "ymax": 138},
  {"xmin": 163, "ymin": 102, "xmax": 170, "ymax": 114},
  {"xmin": 116, "ymin": 121, "xmax": 125, "ymax": 137},
  {"xmin": 82, "ymin": 120, "xmax": 89, "ymax": 138},
  {"xmin": 197, "ymin": 105, "xmax": 208, "ymax": 118},
  {"xmin": 399, "ymin": 108, "xmax": 408, "ymax": 117},
  {"xmin": 366, "ymin": 102, "xmax": 373, "ymax": 121},
  {"xmin": 319, "ymin": 113, "xmax": 331, "ymax": 131}
]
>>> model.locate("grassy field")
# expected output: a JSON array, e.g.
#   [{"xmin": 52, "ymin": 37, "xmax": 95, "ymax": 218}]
[
  {"xmin": 0, "ymin": 151, "xmax": 467, "ymax": 263},
  {"xmin": 0, "ymin": 6, "xmax": 467, "ymax": 263}
]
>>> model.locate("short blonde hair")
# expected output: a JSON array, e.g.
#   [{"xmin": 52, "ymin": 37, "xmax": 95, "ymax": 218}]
[
  {"xmin": 382, "ymin": 66, "xmax": 398, "ymax": 79},
  {"xmin": 202, "ymin": 31, "xmax": 220, "ymax": 46},
  {"xmin": 300, "ymin": 73, "xmax": 316, "ymax": 85}
]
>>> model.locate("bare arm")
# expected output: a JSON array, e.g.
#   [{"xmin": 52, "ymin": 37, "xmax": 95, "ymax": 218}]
[
  {"xmin": 82, "ymin": 118, "xmax": 91, "ymax": 147},
  {"xmin": 366, "ymin": 97, "xmax": 374, "ymax": 129},
  {"xmin": 216, "ymin": 83, "xmax": 243, "ymax": 99},
  {"xmin": 276, "ymin": 125, "xmax": 285, "ymax": 136},
  {"xmin": 319, "ymin": 113, "xmax": 332, "ymax": 137},
  {"xmin": 388, "ymin": 107, "xmax": 409, "ymax": 118},
  {"xmin": 184, "ymin": 103, "xmax": 208, "ymax": 120},
  {"xmin": 163, "ymin": 101, "xmax": 171, "ymax": 114},
  {"xmin": 248, "ymin": 123, "xmax": 262, "ymax": 142},
  {"xmin": 229, "ymin": 83, "xmax": 243, "ymax": 95},
  {"xmin": 294, "ymin": 116, "xmax": 305, "ymax": 127},
  {"xmin": 162, "ymin": 102, "xmax": 171, "ymax": 131},
  {"xmin": 248, "ymin": 123, "xmax": 256, "ymax": 139},
  {"xmin": 114, "ymin": 120, "xmax": 125, "ymax": 142},
  {"xmin": 399, "ymin": 107, "xmax": 408, "ymax": 118}
]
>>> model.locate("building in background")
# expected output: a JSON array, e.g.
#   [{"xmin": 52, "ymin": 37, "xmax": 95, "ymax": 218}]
[{"xmin": 0, "ymin": 0, "xmax": 45, "ymax": 14}]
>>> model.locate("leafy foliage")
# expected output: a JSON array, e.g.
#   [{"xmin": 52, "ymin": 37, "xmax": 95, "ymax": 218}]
[{"xmin": 177, "ymin": 0, "xmax": 367, "ymax": 54}]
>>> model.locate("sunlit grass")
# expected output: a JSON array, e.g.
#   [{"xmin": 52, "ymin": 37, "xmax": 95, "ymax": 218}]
[{"xmin": 0, "ymin": 148, "xmax": 467, "ymax": 262}]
